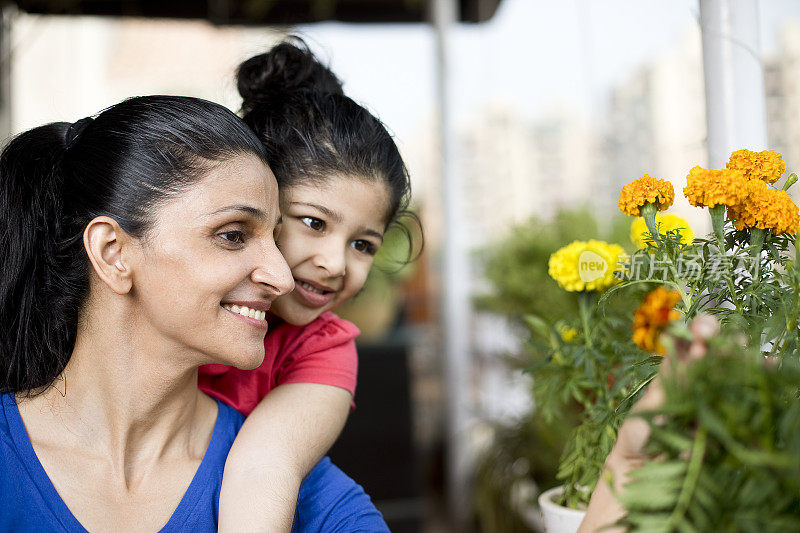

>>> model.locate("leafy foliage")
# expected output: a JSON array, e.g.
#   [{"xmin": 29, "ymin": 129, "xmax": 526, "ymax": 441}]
[
  {"xmin": 474, "ymin": 408, "xmax": 577, "ymax": 533},
  {"xmin": 526, "ymin": 290, "xmax": 659, "ymax": 507},
  {"xmin": 611, "ymin": 168, "xmax": 800, "ymax": 529},
  {"xmin": 474, "ymin": 207, "xmax": 632, "ymax": 324},
  {"xmin": 472, "ymin": 207, "xmax": 634, "ymax": 525},
  {"xmin": 619, "ymin": 329, "xmax": 800, "ymax": 532}
]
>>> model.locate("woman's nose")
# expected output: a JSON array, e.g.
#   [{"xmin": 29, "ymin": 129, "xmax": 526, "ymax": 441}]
[{"xmin": 252, "ymin": 242, "xmax": 294, "ymax": 297}]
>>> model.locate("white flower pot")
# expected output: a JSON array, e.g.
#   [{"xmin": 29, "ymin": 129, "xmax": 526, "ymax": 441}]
[{"xmin": 538, "ymin": 486, "xmax": 587, "ymax": 533}]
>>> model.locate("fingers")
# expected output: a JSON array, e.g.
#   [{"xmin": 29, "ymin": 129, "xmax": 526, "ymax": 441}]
[{"xmin": 689, "ymin": 314, "xmax": 720, "ymax": 340}]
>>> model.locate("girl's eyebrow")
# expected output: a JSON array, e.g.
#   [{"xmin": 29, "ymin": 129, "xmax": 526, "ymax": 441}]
[
  {"xmin": 291, "ymin": 201, "xmax": 342, "ymax": 223},
  {"xmin": 292, "ymin": 201, "xmax": 384, "ymax": 242},
  {"xmin": 363, "ymin": 229, "xmax": 384, "ymax": 242}
]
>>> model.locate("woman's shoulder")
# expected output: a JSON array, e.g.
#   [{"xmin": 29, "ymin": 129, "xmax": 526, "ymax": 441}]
[{"xmin": 212, "ymin": 397, "xmax": 246, "ymax": 438}]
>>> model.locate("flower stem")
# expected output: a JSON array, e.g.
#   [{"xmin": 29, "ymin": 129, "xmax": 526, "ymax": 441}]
[
  {"xmin": 750, "ymin": 228, "xmax": 765, "ymax": 278},
  {"xmin": 667, "ymin": 427, "xmax": 707, "ymax": 528},
  {"xmin": 578, "ymin": 291, "xmax": 595, "ymax": 348},
  {"xmin": 642, "ymin": 202, "xmax": 660, "ymax": 244},
  {"xmin": 709, "ymin": 205, "xmax": 726, "ymax": 250}
]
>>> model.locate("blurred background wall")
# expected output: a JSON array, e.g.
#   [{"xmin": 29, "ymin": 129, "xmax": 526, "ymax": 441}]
[{"xmin": 2, "ymin": 1, "xmax": 800, "ymax": 531}]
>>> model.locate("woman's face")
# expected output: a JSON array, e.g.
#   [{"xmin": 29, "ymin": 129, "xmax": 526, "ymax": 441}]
[
  {"xmin": 270, "ymin": 177, "xmax": 390, "ymax": 326},
  {"xmin": 128, "ymin": 153, "xmax": 294, "ymax": 369}
]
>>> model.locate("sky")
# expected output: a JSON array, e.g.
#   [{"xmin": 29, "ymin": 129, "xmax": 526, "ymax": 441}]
[{"xmin": 297, "ymin": 0, "xmax": 800, "ymax": 144}]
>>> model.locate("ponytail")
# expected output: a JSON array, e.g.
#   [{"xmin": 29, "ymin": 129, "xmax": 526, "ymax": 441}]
[{"xmin": 0, "ymin": 123, "xmax": 85, "ymax": 394}]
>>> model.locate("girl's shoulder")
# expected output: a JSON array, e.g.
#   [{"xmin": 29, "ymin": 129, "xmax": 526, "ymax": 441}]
[{"xmin": 273, "ymin": 312, "xmax": 360, "ymax": 353}]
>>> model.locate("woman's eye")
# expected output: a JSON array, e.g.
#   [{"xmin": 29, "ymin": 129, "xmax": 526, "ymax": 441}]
[
  {"xmin": 351, "ymin": 240, "xmax": 377, "ymax": 255},
  {"xmin": 301, "ymin": 216, "xmax": 325, "ymax": 232},
  {"xmin": 219, "ymin": 231, "xmax": 245, "ymax": 245}
]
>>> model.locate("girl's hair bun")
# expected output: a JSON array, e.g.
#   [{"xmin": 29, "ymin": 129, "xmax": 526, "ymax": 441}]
[{"xmin": 237, "ymin": 36, "xmax": 344, "ymax": 113}]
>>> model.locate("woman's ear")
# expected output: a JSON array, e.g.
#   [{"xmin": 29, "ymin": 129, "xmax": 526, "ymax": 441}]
[{"xmin": 83, "ymin": 216, "xmax": 134, "ymax": 295}]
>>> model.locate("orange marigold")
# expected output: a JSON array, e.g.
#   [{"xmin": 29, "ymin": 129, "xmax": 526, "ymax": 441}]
[
  {"xmin": 727, "ymin": 149, "xmax": 786, "ymax": 184},
  {"xmin": 618, "ymin": 174, "xmax": 675, "ymax": 217},
  {"xmin": 683, "ymin": 166, "xmax": 748, "ymax": 208},
  {"xmin": 726, "ymin": 179, "xmax": 800, "ymax": 235},
  {"xmin": 632, "ymin": 287, "xmax": 682, "ymax": 355}
]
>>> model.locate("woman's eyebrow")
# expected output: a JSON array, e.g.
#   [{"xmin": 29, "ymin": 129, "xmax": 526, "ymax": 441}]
[{"xmin": 204, "ymin": 205, "xmax": 268, "ymax": 220}]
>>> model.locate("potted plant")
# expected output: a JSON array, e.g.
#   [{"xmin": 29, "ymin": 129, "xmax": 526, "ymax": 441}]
[
  {"xmin": 609, "ymin": 150, "xmax": 800, "ymax": 530},
  {"xmin": 471, "ymin": 208, "xmax": 633, "ymax": 532},
  {"xmin": 532, "ymin": 237, "xmax": 671, "ymax": 531}
]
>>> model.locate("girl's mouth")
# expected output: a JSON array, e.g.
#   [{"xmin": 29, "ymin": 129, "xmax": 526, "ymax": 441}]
[{"xmin": 293, "ymin": 279, "xmax": 335, "ymax": 307}]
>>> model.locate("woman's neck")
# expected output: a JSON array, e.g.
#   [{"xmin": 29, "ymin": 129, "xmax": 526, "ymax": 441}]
[{"xmin": 17, "ymin": 303, "xmax": 217, "ymax": 488}]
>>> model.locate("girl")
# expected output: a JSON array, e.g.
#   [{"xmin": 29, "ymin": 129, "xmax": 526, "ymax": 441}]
[
  {"xmin": 197, "ymin": 38, "xmax": 418, "ymax": 531},
  {"xmin": 0, "ymin": 95, "xmax": 390, "ymax": 531}
]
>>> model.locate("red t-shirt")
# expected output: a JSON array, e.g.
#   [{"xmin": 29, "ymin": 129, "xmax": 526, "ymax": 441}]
[{"xmin": 198, "ymin": 312, "xmax": 359, "ymax": 416}]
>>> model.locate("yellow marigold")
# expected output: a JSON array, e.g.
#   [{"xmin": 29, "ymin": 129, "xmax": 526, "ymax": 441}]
[
  {"xmin": 548, "ymin": 240, "xmax": 625, "ymax": 292},
  {"xmin": 726, "ymin": 179, "xmax": 800, "ymax": 235},
  {"xmin": 618, "ymin": 174, "xmax": 675, "ymax": 217},
  {"xmin": 632, "ymin": 287, "xmax": 682, "ymax": 355},
  {"xmin": 727, "ymin": 149, "xmax": 786, "ymax": 184},
  {"xmin": 683, "ymin": 166, "xmax": 748, "ymax": 208},
  {"xmin": 630, "ymin": 213, "xmax": 694, "ymax": 248},
  {"xmin": 559, "ymin": 325, "xmax": 578, "ymax": 343}
]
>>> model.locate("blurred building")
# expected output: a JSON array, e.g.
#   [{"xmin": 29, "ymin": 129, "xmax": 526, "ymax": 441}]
[
  {"xmin": 765, "ymin": 20, "xmax": 800, "ymax": 204},
  {"xmin": 9, "ymin": 13, "xmax": 284, "ymax": 131},
  {"xmin": 602, "ymin": 28, "xmax": 708, "ymax": 232},
  {"xmin": 456, "ymin": 103, "xmax": 595, "ymax": 247}
]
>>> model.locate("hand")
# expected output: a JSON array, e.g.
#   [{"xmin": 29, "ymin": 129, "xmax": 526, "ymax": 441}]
[
  {"xmin": 578, "ymin": 314, "xmax": 719, "ymax": 532},
  {"xmin": 613, "ymin": 314, "xmax": 719, "ymax": 467}
]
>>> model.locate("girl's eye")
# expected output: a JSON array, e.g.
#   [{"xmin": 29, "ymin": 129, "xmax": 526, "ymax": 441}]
[
  {"xmin": 219, "ymin": 230, "xmax": 245, "ymax": 245},
  {"xmin": 351, "ymin": 239, "xmax": 377, "ymax": 255},
  {"xmin": 301, "ymin": 216, "xmax": 325, "ymax": 232}
]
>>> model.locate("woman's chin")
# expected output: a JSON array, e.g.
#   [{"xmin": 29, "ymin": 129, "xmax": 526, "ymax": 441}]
[{"xmin": 213, "ymin": 347, "xmax": 265, "ymax": 370}]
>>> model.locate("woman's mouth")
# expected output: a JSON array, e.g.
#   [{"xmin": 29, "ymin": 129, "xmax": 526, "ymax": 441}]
[
  {"xmin": 221, "ymin": 304, "xmax": 269, "ymax": 329},
  {"xmin": 293, "ymin": 279, "xmax": 335, "ymax": 307}
]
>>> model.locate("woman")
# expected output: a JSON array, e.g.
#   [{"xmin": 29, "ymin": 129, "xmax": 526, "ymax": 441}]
[{"xmin": 0, "ymin": 95, "xmax": 387, "ymax": 531}]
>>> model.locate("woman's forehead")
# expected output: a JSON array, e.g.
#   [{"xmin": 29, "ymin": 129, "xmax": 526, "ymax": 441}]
[{"xmin": 174, "ymin": 154, "xmax": 279, "ymax": 217}]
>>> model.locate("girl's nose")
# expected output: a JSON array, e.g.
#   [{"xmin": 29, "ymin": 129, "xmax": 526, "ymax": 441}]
[{"xmin": 312, "ymin": 241, "xmax": 347, "ymax": 278}]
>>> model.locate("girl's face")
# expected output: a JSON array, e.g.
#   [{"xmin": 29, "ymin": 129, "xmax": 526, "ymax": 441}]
[
  {"xmin": 271, "ymin": 177, "xmax": 390, "ymax": 326},
  {"xmin": 128, "ymin": 154, "xmax": 294, "ymax": 369}
]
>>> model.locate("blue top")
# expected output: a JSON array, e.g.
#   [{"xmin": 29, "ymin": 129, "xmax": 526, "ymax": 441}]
[{"xmin": 0, "ymin": 393, "xmax": 389, "ymax": 533}]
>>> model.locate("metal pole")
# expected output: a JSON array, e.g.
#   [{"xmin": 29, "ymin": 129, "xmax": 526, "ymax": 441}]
[
  {"xmin": 431, "ymin": 0, "xmax": 472, "ymax": 526},
  {"xmin": 699, "ymin": 0, "xmax": 767, "ymax": 168},
  {"xmin": 0, "ymin": 6, "xmax": 13, "ymax": 140}
]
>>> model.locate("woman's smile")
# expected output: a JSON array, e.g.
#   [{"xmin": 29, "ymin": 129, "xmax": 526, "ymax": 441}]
[{"xmin": 221, "ymin": 303, "xmax": 270, "ymax": 329}]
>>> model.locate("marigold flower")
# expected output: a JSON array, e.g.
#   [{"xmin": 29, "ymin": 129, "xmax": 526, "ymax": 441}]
[
  {"xmin": 727, "ymin": 149, "xmax": 786, "ymax": 184},
  {"xmin": 683, "ymin": 166, "xmax": 748, "ymax": 208},
  {"xmin": 618, "ymin": 174, "xmax": 675, "ymax": 217},
  {"xmin": 630, "ymin": 213, "xmax": 694, "ymax": 248},
  {"xmin": 548, "ymin": 240, "xmax": 625, "ymax": 292},
  {"xmin": 632, "ymin": 287, "xmax": 682, "ymax": 355},
  {"xmin": 559, "ymin": 325, "xmax": 578, "ymax": 343},
  {"xmin": 726, "ymin": 180, "xmax": 800, "ymax": 235}
]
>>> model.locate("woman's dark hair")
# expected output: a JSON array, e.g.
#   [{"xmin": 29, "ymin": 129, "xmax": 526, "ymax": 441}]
[
  {"xmin": 236, "ymin": 36, "xmax": 421, "ymax": 252},
  {"xmin": 0, "ymin": 95, "xmax": 268, "ymax": 394}
]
